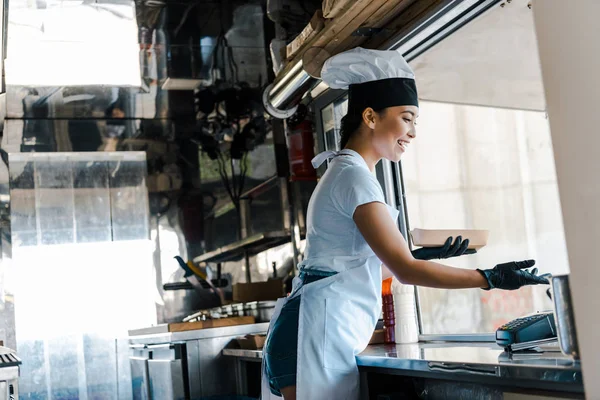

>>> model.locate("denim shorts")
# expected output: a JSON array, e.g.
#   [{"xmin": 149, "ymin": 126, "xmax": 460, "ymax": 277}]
[{"xmin": 263, "ymin": 270, "xmax": 336, "ymax": 396}]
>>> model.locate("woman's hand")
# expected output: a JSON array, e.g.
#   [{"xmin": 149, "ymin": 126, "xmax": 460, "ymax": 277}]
[
  {"xmin": 477, "ymin": 260, "xmax": 549, "ymax": 290},
  {"xmin": 411, "ymin": 236, "xmax": 477, "ymax": 260}
]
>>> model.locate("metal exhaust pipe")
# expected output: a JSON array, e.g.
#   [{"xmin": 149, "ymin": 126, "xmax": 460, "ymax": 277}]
[
  {"xmin": 262, "ymin": 60, "xmax": 318, "ymax": 119},
  {"xmin": 262, "ymin": 0, "xmax": 500, "ymax": 119}
]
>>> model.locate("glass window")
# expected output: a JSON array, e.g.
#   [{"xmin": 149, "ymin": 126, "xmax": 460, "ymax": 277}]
[
  {"xmin": 320, "ymin": 95, "xmax": 384, "ymax": 181},
  {"xmin": 401, "ymin": 101, "xmax": 569, "ymax": 334},
  {"xmin": 321, "ymin": 95, "xmax": 348, "ymax": 152}
]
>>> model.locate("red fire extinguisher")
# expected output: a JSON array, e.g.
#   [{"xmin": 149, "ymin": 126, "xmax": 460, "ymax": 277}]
[{"xmin": 286, "ymin": 104, "xmax": 317, "ymax": 181}]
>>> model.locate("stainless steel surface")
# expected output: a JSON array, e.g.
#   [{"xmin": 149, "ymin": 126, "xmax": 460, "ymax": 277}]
[
  {"xmin": 232, "ymin": 303, "xmax": 246, "ymax": 317},
  {"xmin": 380, "ymin": 160, "xmax": 397, "ymax": 211},
  {"xmin": 388, "ymin": 0, "xmax": 499, "ymax": 60},
  {"xmin": 244, "ymin": 301, "xmax": 277, "ymax": 323},
  {"xmin": 223, "ymin": 348, "xmax": 260, "ymax": 395},
  {"xmin": 233, "ymin": 354, "xmax": 247, "ymax": 396},
  {"xmin": 269, "ymin": 66, "xmax": 316, "ymax": 111},
  {"xmin": 129, "ymin": 322, "xmax": 269, "ymax": 345},
  {"xmin": 10, "ymin": 153, "xmax": 149, "ymax": 399},
  {"xmin": 147, "ymin": 359, "xmax": 186, "ymax": 400},
  {"xmin": 185, "ymin": 300, "xmax": 275, "ymax": 324},
  {"xmin": 224, "ymin": 341, "xmax": 582, "ymax": 391},
  {"xmin": 130, "ymin": 357, "xmax": 150, "ymax": 400},
  {"xmin": 262, "ymin": 60, "xmax": 317, "ymax": 118},
  {"xmin": 3, "ymin": 0, "xmax": 277, "ymax": 329},
  {"xmin": 203, "ymin": 174, "xmax": 297, "ymax": 262},
  {"xmin": 396, "ymin": 160, "xmax": 425, "ymax": 334},
  {"xmin": 130, "ymin": 342, "xmax": 189, "ymax": 400},
  {"xmin": 196, "ymin": 335, "xmax": 241, "ymax": 396},
  {"xmin": 223, "ymin": 348, "xmax": 263, "ymax": 360},
  {"xmin": 162, "ymin": 285, "xmax": 205, "ymax": 324},
  {"xmin": 193, "ymin": 231, "xmax": 293, "ymax": 264},
  {"xmin": 508, "ymin": 337, "xmax": 558, "ymax": 352},
  {"xmin": 394, "ymin": 162, "xmax": 409, "ymax": 241},
  {"xmin": 262, "ymin": 83, "xmax": 299, "ymax": 119},
  {"xmin": 551, "ymin": 275, "xmax": 579, "ymax": 359},
  {"xmin": 419, "ymin": 333, "xmax": 496, "ymax": 342},
  {"xmin": 185, "ymin": 340, "xmax": 202, "ymax": 398},
  {"xmin": 359, "ymin": 342, "xmax": 582, "ymax": 390},
  {"xmin": 130, "ymin": 323, "xmax": 269, "ymax": 399},
  {"xmin": 0, "ymin": 93, "xmax": 5, "ymax": 134},
  {"xmin": 268, "ymin": 0, "xmax": 501, "ymax": 116}
]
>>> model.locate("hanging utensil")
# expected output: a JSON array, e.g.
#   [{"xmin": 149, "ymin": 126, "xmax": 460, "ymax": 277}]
[{"xmin": 174, "ymin": 256, "xmax": 225, "ymax": 305}]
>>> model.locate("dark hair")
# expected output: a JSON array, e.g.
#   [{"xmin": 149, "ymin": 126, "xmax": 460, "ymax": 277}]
[{"xmin": 339, "ymin": 108, "xmax": 385, "ymax": 149}]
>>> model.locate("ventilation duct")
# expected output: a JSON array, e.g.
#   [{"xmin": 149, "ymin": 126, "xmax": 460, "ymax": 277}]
[{"xmin": 262, "ymin": 0, "xmax": 501, "ymax": 118}]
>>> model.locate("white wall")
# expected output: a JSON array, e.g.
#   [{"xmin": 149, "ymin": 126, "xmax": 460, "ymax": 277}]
[{"xmin": 532, "ymin": 1, "xmax": 600, "ymax": 397}]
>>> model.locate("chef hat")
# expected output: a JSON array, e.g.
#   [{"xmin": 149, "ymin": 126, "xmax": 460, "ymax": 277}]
[{"xmin": 321, "ymin": 47, "xmax": 418, "ymax": 115}]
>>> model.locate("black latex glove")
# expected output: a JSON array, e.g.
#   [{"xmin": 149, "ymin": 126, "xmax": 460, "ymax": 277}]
[
  {"xmin": 411, "ymin": 236, "xmax": 477, "ymax": 261},
  {"xmin": 477, "ymin": 260, "xmax": 549, "ymax": 290}
]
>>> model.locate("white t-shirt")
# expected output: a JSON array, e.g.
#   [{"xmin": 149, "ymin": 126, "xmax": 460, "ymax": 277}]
[{"xmin": 299, "ymin": 150, "xmax": 395, "ymax": 274}]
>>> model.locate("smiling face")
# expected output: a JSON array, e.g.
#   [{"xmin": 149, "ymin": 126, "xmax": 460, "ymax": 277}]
[{"xmin": 362, "ymin": 105, "xmax": 419, "ymax": 162}]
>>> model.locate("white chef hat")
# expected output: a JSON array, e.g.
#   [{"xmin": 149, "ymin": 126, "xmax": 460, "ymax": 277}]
[{"xmin": 320, "ymin": 47, "xmax": 418, "ymax": 115}]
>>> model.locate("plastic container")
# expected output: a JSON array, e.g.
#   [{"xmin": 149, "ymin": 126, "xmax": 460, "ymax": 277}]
[{"xmin": 391, "ymin": 277, "xmax": 419, "ymax": 344}]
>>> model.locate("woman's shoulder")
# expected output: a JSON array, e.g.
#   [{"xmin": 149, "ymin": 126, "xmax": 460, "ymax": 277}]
[
  {"xmin": 316, "ymin": 158, "xmax": 381, "ymax": 198},
  {"xmin": 334, "ymin": 163, "xmax": 378, "ymax": 185}
]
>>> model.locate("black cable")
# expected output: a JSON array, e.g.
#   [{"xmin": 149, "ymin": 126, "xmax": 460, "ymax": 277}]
[
  {"xmin": 217, "ymin": 152, "xmax": 235, "ymax": 207},
  {"xmin": 234, "ymin": 120, "xmax": 245, "ymax": 199},
  {"xmin": 197, "ymin": 5, "xmax": 217, "ymax": 35},
  {"xmin": 221, "ymin": 35, "xmax": 238, "ymax": 84},
  {"xmin": 228, "ymin": 44, "xmax": 238, "ymax": 83},
  {"xmin": 230, "ymin": 151, "xmax": 239, "ymax": 201},
  {"xmin": 239, "ymin": 152, "xmax": 248, "ymax": 198},
  {"xmin": 173, "ymin": 1, "xmax": 198, "ymax": 37},
  {"xmin": 215, "ymin": 0, "xmax": 239, "ymax": 84}
]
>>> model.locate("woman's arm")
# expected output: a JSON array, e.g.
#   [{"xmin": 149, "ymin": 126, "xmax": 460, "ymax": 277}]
[
  {"xmin": 354, "ymin": 202, "xmax": 488, "ymax": 289},
  {"xmin": 381, "ymin": 264, "xmax": 394, "ymax": 280}
]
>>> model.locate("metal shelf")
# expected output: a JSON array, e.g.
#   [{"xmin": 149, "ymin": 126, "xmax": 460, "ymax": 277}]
[
  {"xmin": 205, "ymin": 176, "xmax": 281, "ymax": 220},
  {"xmin": 193, "ymin": 230, "xmax": 293, "ymax": 264}
]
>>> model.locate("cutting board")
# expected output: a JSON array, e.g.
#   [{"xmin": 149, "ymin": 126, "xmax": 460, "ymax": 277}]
[{"xmin": 168, "ymin": 316, "xmax": 256, "ymax": 333}]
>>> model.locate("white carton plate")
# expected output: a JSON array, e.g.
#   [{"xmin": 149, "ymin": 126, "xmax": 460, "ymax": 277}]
[{"xmin": 410, "ymin": 228, "xmax": 489, "ymax": 250}]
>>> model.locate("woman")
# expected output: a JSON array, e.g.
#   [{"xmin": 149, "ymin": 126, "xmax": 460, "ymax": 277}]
[{"xmin": 261, "ymin": 48, "xmax": 548, "ymax": 400}]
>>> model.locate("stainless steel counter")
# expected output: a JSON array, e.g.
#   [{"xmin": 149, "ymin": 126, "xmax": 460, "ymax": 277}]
[
  {"xmin": 128, "ymin": 323, "xmax": 269, "ymax": 399},
  {"xmin": 359, "ymin": 342, "xmax": 582, "ymax": 391},
  {"xmin": 129, "ymin": 323, "xmax": 269, "ymax": 346},
  {"xmin": 223, "ymin": 348, "xmax": 263, "ymax": 360},
  {"xmin": 223, "ymin": 341, "xmax": 583, "ymax": 394}
]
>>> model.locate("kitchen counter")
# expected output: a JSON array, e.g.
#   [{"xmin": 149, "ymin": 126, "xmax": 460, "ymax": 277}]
[
  {"xmin": 358, "ymin": 342, "xmax": 582, "ymax": 394},
  {"xmin": 224, "ymin": 341, "xmax": 583, "ymax": 395},
  {"xmin": 128, "ymin": 323, "xmax": 270, "ymax": 399},
  {"xmin": 129, "ymin": 322, "xmax": 269, "ymax": 346}
]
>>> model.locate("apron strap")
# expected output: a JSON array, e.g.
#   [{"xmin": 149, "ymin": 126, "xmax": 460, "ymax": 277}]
[
  {"xmin": 311, "ymin": 150, "xmax": 338, "ymax": 169},
  {"xmin": 312, "ymin": 148, "xmax": 358, "ymax": 169}
]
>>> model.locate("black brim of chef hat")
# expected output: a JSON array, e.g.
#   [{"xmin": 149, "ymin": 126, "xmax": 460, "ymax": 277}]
[{"xmin": 347, "ymin": 77, "xmax": 419, "ymax": 116}]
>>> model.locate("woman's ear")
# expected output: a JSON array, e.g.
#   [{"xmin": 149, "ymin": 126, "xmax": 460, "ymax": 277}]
[{"xmin": 362, "ymin": 108, "xmax": 376, "ymax": 129}]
